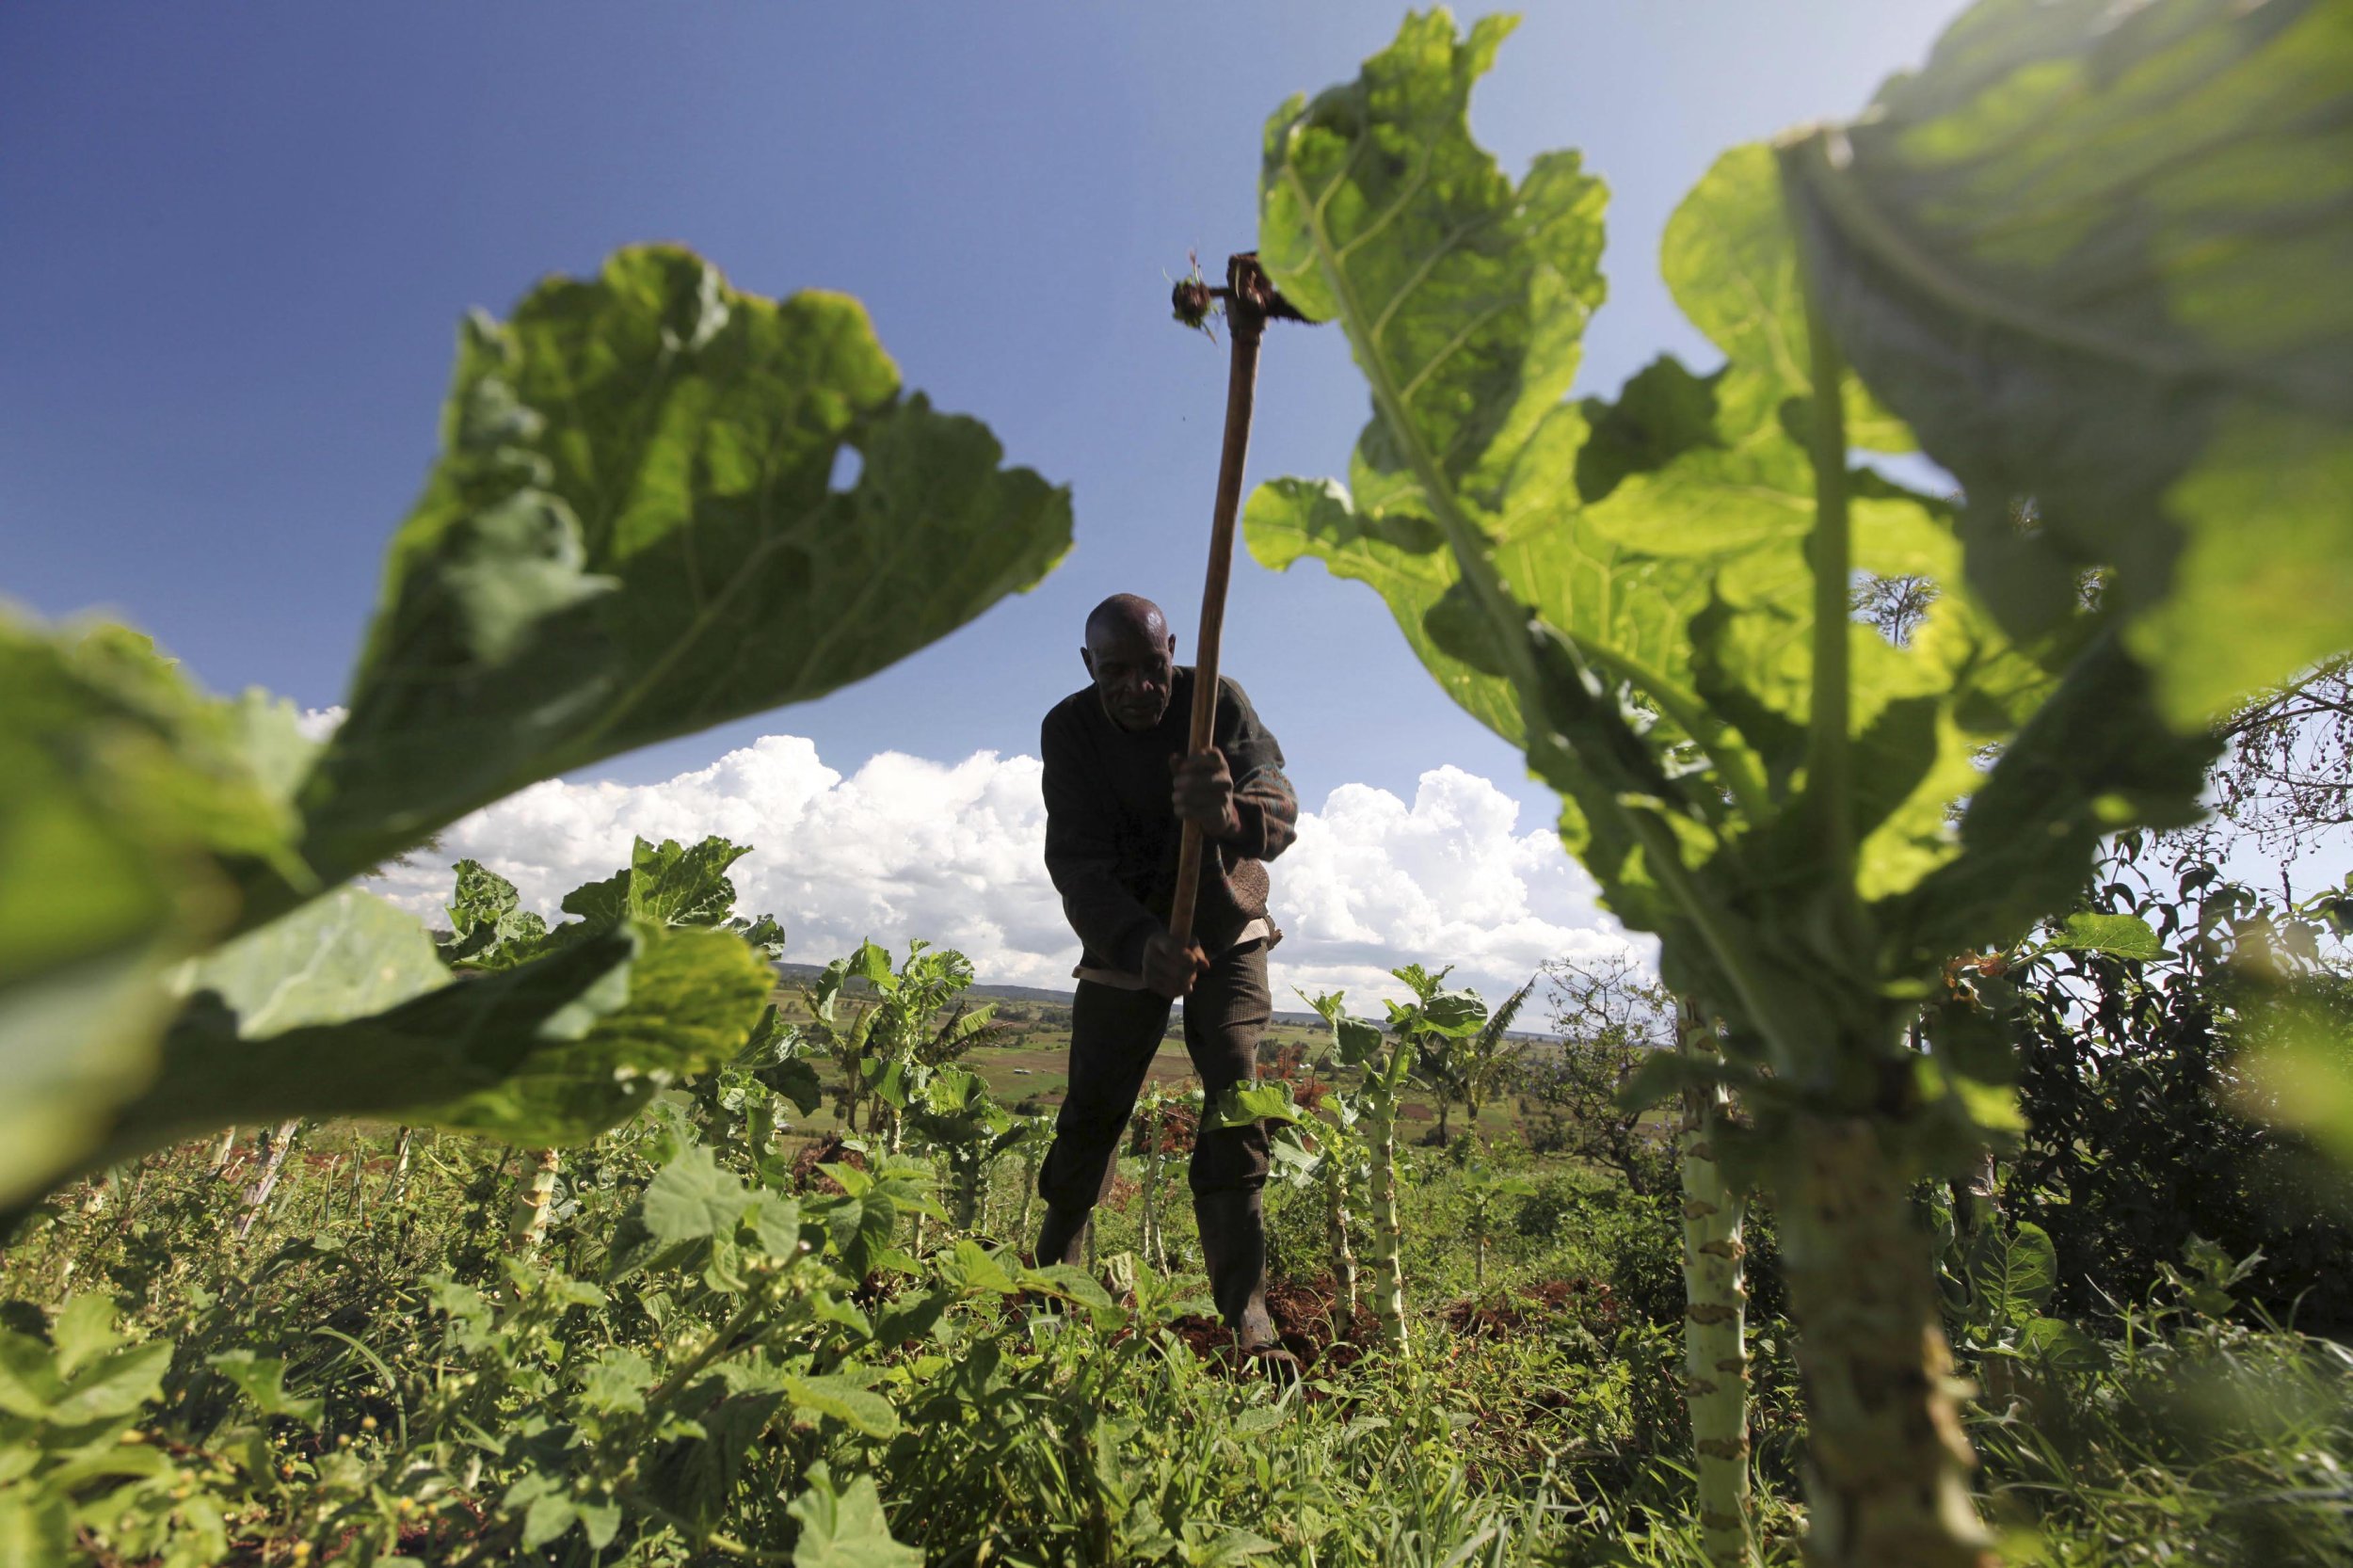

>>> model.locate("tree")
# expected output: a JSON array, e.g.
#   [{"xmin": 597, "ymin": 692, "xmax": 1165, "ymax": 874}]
[
  {"xmin": 1530, "ymin": 953, "xmax": 1675, "ymax": 1195},
  {"xmin": 1984, "ymin": 843, "xmax": 2353, "ymax": 1332}
]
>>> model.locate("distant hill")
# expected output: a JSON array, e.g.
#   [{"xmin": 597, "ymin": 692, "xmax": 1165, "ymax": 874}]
[
  {"xmin": 770, "ymin": 961, "xmax": 1557, "ymax": 1041},
  {"xmin": 771, "ymin": 961, "xmax": 1076, "ymax": 1006}
]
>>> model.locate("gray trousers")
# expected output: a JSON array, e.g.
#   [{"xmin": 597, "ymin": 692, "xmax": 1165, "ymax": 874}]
[{"xmin": 1036, "ymin": 938, "xmax": 1272, "ymax": 1212}]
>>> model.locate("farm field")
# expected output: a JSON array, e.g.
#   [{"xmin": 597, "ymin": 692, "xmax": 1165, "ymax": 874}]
[{"xmin": 6, "ymin": 1, "xmax": 2351, "ymax": 1565}]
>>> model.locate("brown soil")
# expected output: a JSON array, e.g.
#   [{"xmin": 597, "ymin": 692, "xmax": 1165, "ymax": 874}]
[
  {"xmin": 1439, "ymin": 1275, "xmax": 1624, "ymax": 1339},
  {"xmin": 789, "ymin": 1133, "xmax": 866, "ymax": 1195}
]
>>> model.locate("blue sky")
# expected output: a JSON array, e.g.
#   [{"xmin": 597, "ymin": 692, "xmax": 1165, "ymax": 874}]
[{"xmin": 3, "ymin": 2, "xmax": 1962, "ymax": 821}]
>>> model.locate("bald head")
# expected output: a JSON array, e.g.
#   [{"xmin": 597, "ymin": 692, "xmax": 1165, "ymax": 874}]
[
  {"xmin": 1081, "ymin": 593, "xmax": 1178, "ymax": 731},
  {"xmin": 1084, "ymin": 593, "xmax": 1168, "ymax": 646}
]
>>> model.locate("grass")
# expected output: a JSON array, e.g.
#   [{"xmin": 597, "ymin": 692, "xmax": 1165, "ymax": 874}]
[{"xmin": 4, "ymin": 1053, "xmax": 2344, "ymax": 1565}]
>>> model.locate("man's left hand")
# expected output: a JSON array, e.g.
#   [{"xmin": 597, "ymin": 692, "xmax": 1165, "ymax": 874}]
[{"xmin": 1170, "ymin": 747, "xmax": 1241, "ymax": 840}]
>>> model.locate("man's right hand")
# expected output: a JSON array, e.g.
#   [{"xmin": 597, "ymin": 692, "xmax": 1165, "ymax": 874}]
[{"xmin": 1141, "ymin": 932, "xmax": 1208, "ymax": 1000}]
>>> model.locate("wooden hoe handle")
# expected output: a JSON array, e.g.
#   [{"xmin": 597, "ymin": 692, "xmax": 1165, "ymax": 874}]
[{"xmin": 1167, "ymin": 254, "xmax": 1290, "ymax": 950}]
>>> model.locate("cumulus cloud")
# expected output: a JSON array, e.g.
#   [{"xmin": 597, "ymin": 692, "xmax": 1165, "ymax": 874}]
[
  {"xmin": 1273, "ymin": 765, "xmax": 1643, "ymax": 1007},
  {"xmin": 295, "ymin": 706, "xmax": 346, "ymax": 742},
  {"xmin": 365, "ymin": 736, "xmax": 1647, "ymax": 1016}
]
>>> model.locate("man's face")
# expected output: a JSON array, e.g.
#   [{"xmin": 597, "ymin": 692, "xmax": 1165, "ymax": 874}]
[{"xmin": 1082, "ymin": 622, "xmax": 1176, "ymax": 731}]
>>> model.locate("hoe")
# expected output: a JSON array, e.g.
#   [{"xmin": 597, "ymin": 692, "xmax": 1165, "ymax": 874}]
[{"xmin": 1165, "ymin": 252, "xmax": 1312, "ymax": 952}]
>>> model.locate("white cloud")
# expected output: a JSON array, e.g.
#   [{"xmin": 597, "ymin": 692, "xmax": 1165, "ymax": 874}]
[
  {"xmin": 1270, "ymin": 765, "xmax": 1644, "ymax": 1010},
  {"xmin": 366, "ymin": 737, "xmax": 1647, "ymax": 1017},
  {"xmin": 295, "ymin": 705, "xmax": 346, "ymax": 742}
]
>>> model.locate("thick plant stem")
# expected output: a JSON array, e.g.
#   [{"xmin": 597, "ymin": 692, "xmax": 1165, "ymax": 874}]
[
  {"xmin": 209, "ymin": 1127, "xmax": 238, "ymax": 1177},
  {"xmin": 1676, "ymin": 1003, "xmax": 1756, "ymax": 1568},
  {"xmin": 1327, "ymin": 1167, "xmax": 1357, "ymax": 1321},
  {"xmin": 1368, "ymin": 1099, "xmax": 1407, "ymax": 1350},
  {"xmin": 507, "ymin": 1147, "xmax": 559, "ymax": 1254},
  {"xmin": 1780, "ymin": 1114, "xmax": 1995, "ymax": 1568}
]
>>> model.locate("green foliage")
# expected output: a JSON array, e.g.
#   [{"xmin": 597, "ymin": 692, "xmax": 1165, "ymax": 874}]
[
  {"xmin": 1242, "ymin": 2, "xmax": 2258, "ymax": 1152},
  {"xmin": 786, "ymin": 1463, "xmax": 922, "ymax": 1567},
  {"xmin": 440, "ymin": 858, "xmax": 549, "ymax": 967},
  {"xmin": 802, "ymin": 939, "xmax": 998, "ymax": 1153},
  {"xmin": 1993, "ymin": 847, "xmax": 2353, "ymax": 1331},
  {"xmin": 290, "ymin": 247, "xmax": 1072, "ymax": 896},
  {"xmin": 0, "ymin": 625, "xmax": 296, "ymax": 1213},
  {"xmin": 1248, "ymin": 7, "xmax": 2346, "ymax": 1554},
  {"xmin": 1776, "ymin": 0, "xmax": 2353, "ymax": 728},
  {"xmin": 1, "ymin": 245, "xmax": 1069, "ymax": 1208}
]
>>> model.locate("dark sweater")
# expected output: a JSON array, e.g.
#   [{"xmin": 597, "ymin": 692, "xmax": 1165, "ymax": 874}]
[{"xmin": 1041, "ymin": 669, "xmax": 1298, "ymax": 975}]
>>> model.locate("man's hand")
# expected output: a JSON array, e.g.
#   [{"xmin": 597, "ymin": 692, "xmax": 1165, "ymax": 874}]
[
  {"xmin": 1141, "ymin": 931, "xmax": 1208, "ymax": 1000},
  {"xmin": 1169, "ymin": 747, "xmax": 1242, "ymax": 840}
]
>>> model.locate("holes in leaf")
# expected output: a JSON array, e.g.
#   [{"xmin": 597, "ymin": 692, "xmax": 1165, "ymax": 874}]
[{"xmin": 830, "ymin": 445, "xmax": 865, "ymax": 492}]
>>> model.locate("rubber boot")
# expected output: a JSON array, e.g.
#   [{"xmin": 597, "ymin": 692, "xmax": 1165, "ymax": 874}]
[
  {"xmin": 1193, "ymin": 1190, "xmax": 1290, "ymax": 1361},
  {"xmin": 1032, "ymin": 1204, "xmax": 1089, "ymax": 1269}
]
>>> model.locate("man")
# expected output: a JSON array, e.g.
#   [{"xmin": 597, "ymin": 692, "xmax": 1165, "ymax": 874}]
[{"xmin": 1034, "ymin": 593, "xmax": 1297, "ymax": 1353}]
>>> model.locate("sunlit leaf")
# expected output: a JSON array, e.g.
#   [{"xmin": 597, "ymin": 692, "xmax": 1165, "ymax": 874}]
[
  {"xmin": 288, "ymin": 246, "xmax": 1073, "ymax": 896},
  {"xmin": 786, "ymin": 1466, "xmax": 920, "ymax": 1568},
  {"xmin": 1779, "ymin": 0, "xmax": 2353, "ymax": 726}
]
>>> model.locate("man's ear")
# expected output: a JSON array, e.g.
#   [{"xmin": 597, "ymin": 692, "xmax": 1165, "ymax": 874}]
[{"xmin": 1080, "ymin": 647, "xmax": 1096, "ymax": 679}]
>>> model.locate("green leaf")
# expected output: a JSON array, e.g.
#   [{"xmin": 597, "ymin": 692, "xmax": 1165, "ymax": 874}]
[
  {"xmin": 1208, "ymin": 1080, "xmax": 1304, "ymax": 1128},
  {"xmin": 2044, "ymin": 913, "xmax": 2164, "ymax": 962},
  {"xmin": 2021, "ymin": 1316, "xmax": 2108, "ymax": 1375},
  {"xmin": 0, "ymin": 1491, "xmax": 72, "ymax": 1568},
  {"xmin": 440, "ymin": 859, "xmax": 548, "ymax": 968},
  {"xmin": 787, "ymin": 1464, "xmax": 920, "ymax": 1568},
  {"xmin": 1333, "ymin": 1016, "xmax": 1385, "ymax": 1069},
  {"xmin": 1259, "ymin": 13, "xmax": 1605, "ymax": 520},
  {"xmin": 100, "ymin": 919, "xmax": 643, "ymax": 1157},
  {"xmin": 1966, "ymin": 1222, "xmax": 2057, "ymax": 1320},
  {"xmin": 288, "ymin": 246, "xmax": 1073, "ymax": 893},
  {"xmin": 638, "ymin": 1145, "xmax": 748, "ymax": 1246},
  {"xmin": 179, "ymin": 888, "xmax": 449, "ymax": 1036},
  {"xmin": 0, "ymin": 1331, "xmax": 60, "ymax": 1419},
  {"xmin": 49, "ymin": 1295, "xmax": 122, "ymax": 1380},
  {"xmin": 1413, "ymin": 990, "xmax": 1487, "ymax": 1038},
  {"xmin": 0, "ymin": 619, "xmax": 293, "ymax": 1207},
  {"xmin": 422, "ymin": 924, "xmax": 775, "ymax": 1144},
  {"xmin": 521, "ymin": 1493, "xmax": 580, "ymax": 1552},
  {"xmin": 579, "ymin": 1349, "xmax": 655, "ymax": 1416},
  {"xmin": 780, "ymin": 1373, "xmax": 900, "ymax": 1438},
  {"xmin": 577, "ymin": 1497, "xmax": 623, "ymax": 1551},
  {"xmin": 1778, "ymin": 0, "xmax": 2353, "ymax": 726},
  {"xmin": 767, "ymin": 1058, "xmax": 827, "ymax": 1119},
  {"xmin": 742, "ymin": 1192, "xmax": 806, "ymax": 1260},
  {"xmin": 47, "ymin": 1339, "xmax": 171, "ymax": 1426},
  {"xmin": 206, "ymin": 1351, "xmax": 325, "ymax": 1426},
  {"xmin": 623, "ymin": 836, "xmax": 751, "ymax": 927}
]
